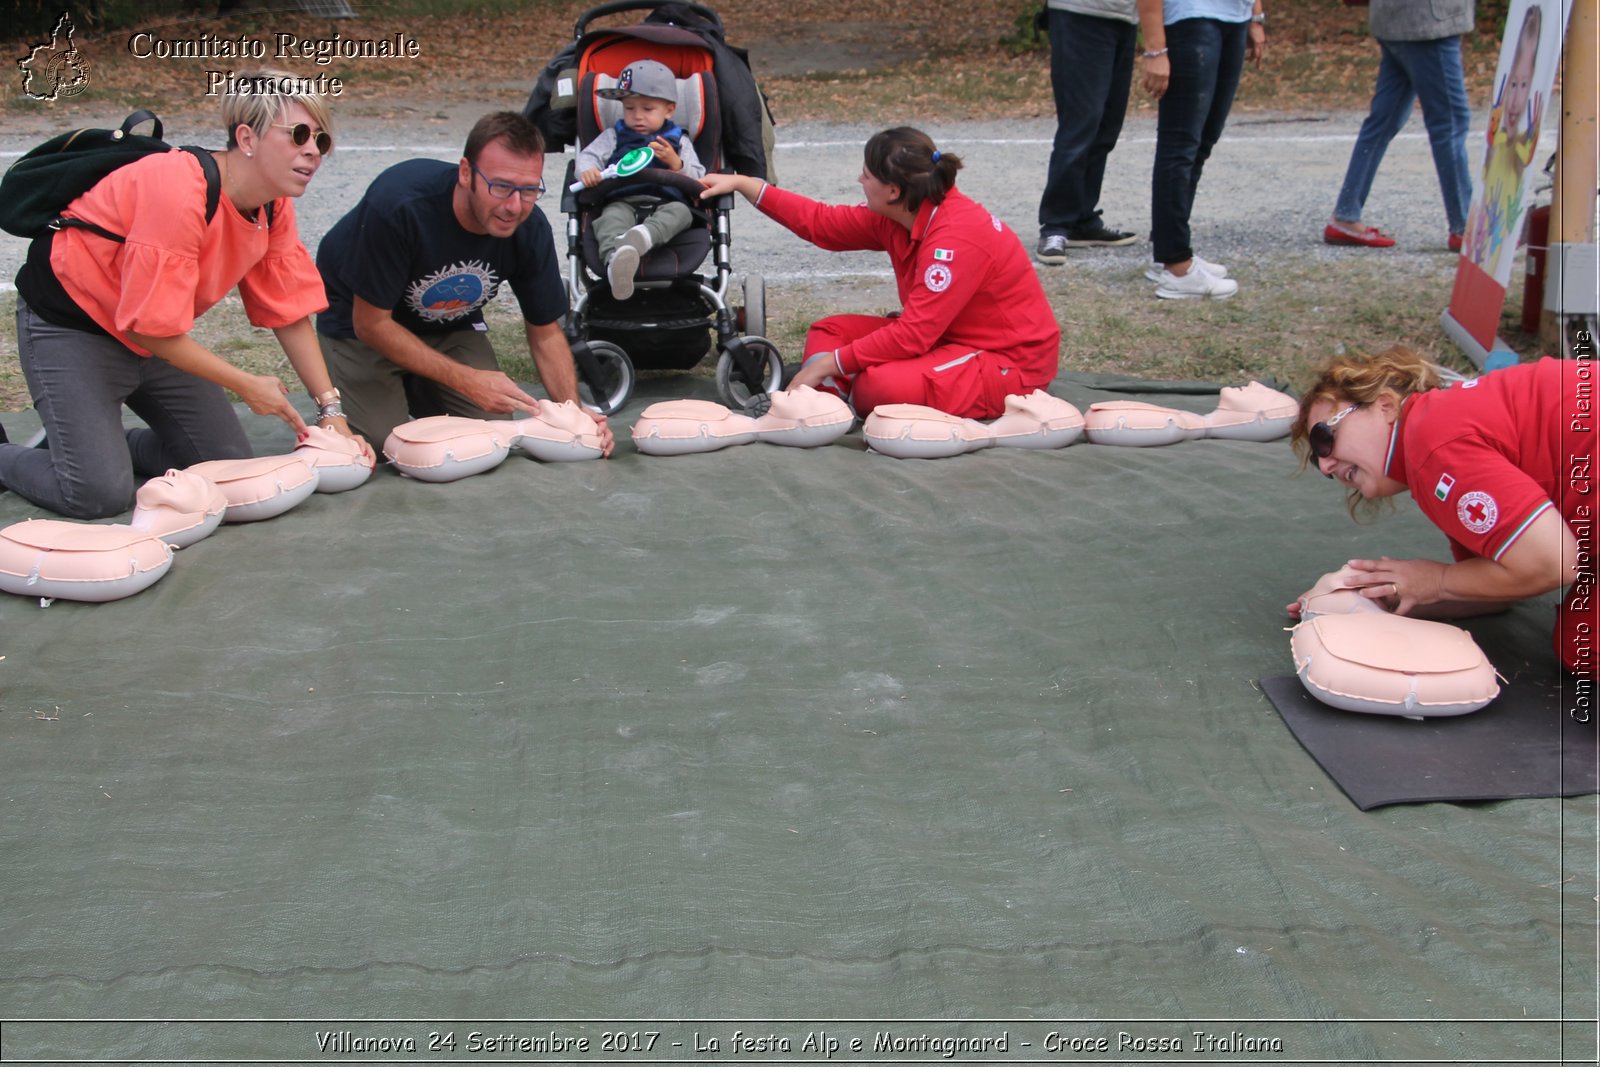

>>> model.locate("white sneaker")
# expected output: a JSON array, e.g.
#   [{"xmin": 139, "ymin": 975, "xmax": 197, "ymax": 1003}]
[
  {"xmin": 605, "ymin": 227, "xmax": 652, "ymax": 300},
  {"xmin": 1144, "ymin": 254, "xmax": 1229, "ymax": 283},
  {"xmin": 1154, "ymin": 266, "xmax": 1238, "ymax": 300}
]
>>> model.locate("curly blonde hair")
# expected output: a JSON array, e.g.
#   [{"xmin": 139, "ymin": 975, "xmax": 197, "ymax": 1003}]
[{"xmin": 1291, "ymin": 344, "xmax": 1441, "ymax": 517}]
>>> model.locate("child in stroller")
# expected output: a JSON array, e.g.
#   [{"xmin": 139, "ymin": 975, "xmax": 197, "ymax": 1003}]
[
  {"xmin": 576, "ymin": 59, "xmax": 707, "ymax": 300},
  {"xmin": 527, "ymin": 0, "xmax": 781, "ymax": 415}
]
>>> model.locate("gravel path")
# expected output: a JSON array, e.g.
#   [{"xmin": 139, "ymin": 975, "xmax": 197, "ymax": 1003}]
[{"xmin": 1, "ymin": 106, "xmax": 1509, "ymax": 300}]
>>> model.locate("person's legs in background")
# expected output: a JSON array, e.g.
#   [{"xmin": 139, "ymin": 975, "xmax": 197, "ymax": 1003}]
[
  {"xmin": 1149, "ymin": 18, "xmax": 1239, "ymax": 299},
  {"xmin": 1036, "ymin": 8, "xmax": 1139, "ymax": 264},
  {"xmin": 1328, "ymin": 39, "xmax": 1416, "ymax": 246},
  {"xmin": 1392, "ymin": 35, "xmax": 1474, "ymax": 243}
]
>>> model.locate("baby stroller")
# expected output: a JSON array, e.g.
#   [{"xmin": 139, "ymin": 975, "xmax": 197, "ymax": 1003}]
[{"xmin": 524, "ymin": 0, "xmax": 781, "ymax": 415}]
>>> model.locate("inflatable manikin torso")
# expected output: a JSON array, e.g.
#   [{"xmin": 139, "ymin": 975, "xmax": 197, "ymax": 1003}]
[
  {"xmin": 0, "ymin": 520, "xmax": 174, "ymax": 603},
  {"xmin": 0, "ymin": 456, "xmax": 327, "ymax": 603},
  {"xmin": 631, "ymin": 387, "xmax": 855, "ymax": 455},
  {"xmin": 293, "ymin": 426, "xmax": 378, "ymax": 493},
  {"xmin": 384, "ymin": 401, "xmax": 605, "ymax": 481},
  {"xmin": 1082, "ymin": 381, "xmax": 1297, "ymax": 447},
  {"xmin": 0, "ymin": 432, "xmax": 379, "ymax": 604},
  {"xmin": 861, "ymin": 391, "xmax": 1085, "ymax": 459},
  {"xmin": 1202, "ymin": 381, "xmax": 1297, "ymax": 441},
  {"xmin": 1289, "ymin": 568, "xmax": 1501, "ymax": 718},
  {"xmin": 1083, "ymin": 400, "xmax": 1208, "ymax": 447},
  {"xmin": 185, "ymin": 454, "xmax": 322, "ymax": 522},
  {"xmin": 631, "ymin": 386, "xmax": 854, "ymax": 456}
]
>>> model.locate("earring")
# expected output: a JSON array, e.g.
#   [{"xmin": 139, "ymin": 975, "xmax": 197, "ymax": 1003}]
[{"xmin": 245, "ymin": 151, "xmax": 253, "ymax": 158}]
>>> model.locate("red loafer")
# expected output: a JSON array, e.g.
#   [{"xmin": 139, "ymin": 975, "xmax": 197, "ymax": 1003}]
[
  {"xmin": 1324, "ymin": 223, "xmax": 1396, "ymax": 248},
  {"xmin": 1448, "ymin": 233, "xmax": 1464, "ymax": 252}
]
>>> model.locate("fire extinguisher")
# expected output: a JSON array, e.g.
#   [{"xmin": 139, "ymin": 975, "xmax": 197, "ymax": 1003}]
[{"xmin": 1521, "ymin": 203, "xmax": 1550, "ymax": 336}]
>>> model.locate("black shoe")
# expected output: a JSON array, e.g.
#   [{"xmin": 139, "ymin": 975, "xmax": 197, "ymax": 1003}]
[
  {"xmin": 779, "ymin": 361, "xmax": 802, "ymax": 389},
  {"xmin": 0, "ymin": 419, "xmax": 7, "ymax": 445},
  {"xmin": 1066, "ymin": 220, "xmax": 1139, "ymax": 247}
]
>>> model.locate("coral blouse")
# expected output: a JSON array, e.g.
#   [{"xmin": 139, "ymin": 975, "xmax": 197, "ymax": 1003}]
[{"xmin": 49, "ymin": 150, "xmax": 326, "ymax": 355}]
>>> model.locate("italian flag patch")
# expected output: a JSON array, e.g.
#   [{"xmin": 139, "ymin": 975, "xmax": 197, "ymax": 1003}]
[
  {"xmin": 1434, "ymin": 473, "xmax": 1455, "ymax": 501},
  {"xmin": 933, "ymin": 248, "xmax": 954, "ymax": 261}
]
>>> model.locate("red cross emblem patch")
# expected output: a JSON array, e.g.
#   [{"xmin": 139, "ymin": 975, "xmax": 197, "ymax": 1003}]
[{"xmin": 1456, "ymin": 490, "xmax": 1498, "ymax": 535}]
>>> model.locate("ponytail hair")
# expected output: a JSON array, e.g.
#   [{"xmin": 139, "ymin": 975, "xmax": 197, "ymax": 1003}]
[{"xmin": 863, "ymin": 126, "xmax": 961, "ymax": 214}]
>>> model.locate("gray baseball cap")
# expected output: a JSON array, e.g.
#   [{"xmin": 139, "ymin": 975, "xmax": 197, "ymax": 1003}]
[{"xmin": 598, "ymin": 59, "xmax": 677, "ymax": 102}]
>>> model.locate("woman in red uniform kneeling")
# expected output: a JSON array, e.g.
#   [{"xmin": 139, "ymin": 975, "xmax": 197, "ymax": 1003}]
[
  {"xmin": 1286, "ymin": 344, "xmax": 1591, "ymax": 675},
  {"xmin": 700, "ymin": 127, "xmax": 1060, "ymax": 418}
]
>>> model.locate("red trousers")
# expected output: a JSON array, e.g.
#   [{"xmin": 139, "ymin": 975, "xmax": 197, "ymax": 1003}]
[{"xmin": 806, "ymin": 314, "xmax": 1029, "ymax": 419}]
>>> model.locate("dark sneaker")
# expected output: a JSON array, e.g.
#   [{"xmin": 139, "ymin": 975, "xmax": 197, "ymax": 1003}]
[
  {"xmin": 1035, "ymin": 234, "xmax": 1069, "ymax": 265},
  {"xmin": 1066, "ymin": 221, "xmax": 1138, "ymax": 247}
]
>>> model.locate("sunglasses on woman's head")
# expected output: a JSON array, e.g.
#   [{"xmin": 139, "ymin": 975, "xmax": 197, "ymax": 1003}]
[
  {"xmin": 1309, "ymin": 403, "xmax": 1360, "ymax": 461},
  {"xmin": 272, "ymin": 123, "xmax": 333, "ymax": 155}
]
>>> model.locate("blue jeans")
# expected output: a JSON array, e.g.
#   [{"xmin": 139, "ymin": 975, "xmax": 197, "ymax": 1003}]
[
  {"xmin": 0, "ymin": 300, "xmax": 251, "ymax": 518},
  {"xmin": 1333, "ymin": 35, "xmax": 1473, "ymax": 236},
  {"xmin": 1151, "ymin": 17, "xmax": 1248, "ymax": 265},
  {"xmin": 1038, "ymin": 9, "xmax": 1137, "ymax": 236}
]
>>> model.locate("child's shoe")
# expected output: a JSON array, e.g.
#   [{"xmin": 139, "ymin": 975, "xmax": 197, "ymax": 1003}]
[{"xmin": 606, "ymin": 226, "xmax": 653, "ymax": 300}]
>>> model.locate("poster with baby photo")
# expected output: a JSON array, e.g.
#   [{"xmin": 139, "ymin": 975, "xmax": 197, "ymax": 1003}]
[
  {"xmin": 1445, "ymin": 0, "xmax": 1571, "ymax": 354},
  {"xmin": 1460, "ymin": 0, "xmax": 1571, "ymax": 286}
]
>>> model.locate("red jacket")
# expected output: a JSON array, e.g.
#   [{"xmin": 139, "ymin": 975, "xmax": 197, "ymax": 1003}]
[{"xmin": 756, "ymin": 184, "xmax": 1060, "ymax": 385}]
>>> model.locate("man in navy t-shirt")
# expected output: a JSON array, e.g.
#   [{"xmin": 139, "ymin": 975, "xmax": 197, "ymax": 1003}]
[{"xmin": 317, "ymin": 111, "xmax": 612, "ymax": 454}]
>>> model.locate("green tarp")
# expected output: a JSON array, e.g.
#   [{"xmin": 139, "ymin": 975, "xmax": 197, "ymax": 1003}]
[{"xmin": 1, "ymin": 374, "xmax": 1593, "ymax": 1063}]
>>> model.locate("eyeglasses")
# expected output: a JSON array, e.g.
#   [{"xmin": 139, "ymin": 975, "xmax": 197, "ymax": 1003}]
[
  {"xmin": 1309, "ymin": 404, "xmax": 1359, "ymax": 464},
  {"xmin": 471, "ymin": 165, "xmax": 546, "ymax": 201},
  {"xmin": 272, "ymin": 123, "xmax": 333, "ymax": 155}
]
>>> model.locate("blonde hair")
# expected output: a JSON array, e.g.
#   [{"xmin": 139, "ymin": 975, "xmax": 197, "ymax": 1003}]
[
  {"xmin": 1291, "ymin": 344, "xmax": 1441, "ymax": 517},
  {"xmin": 221, "ymin": 67, "xmax": 333, "ymax": 151}
]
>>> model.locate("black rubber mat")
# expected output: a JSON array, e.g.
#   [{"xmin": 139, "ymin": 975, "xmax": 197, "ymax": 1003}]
[{"xmin": 1263, "ymin": 673, "xmax": 1598, "ymax": 809}]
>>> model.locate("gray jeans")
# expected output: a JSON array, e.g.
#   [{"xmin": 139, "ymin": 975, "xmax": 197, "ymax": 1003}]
[{"xmin": 0, "ymin": 300, "xmax": 251, "ymax": 519}]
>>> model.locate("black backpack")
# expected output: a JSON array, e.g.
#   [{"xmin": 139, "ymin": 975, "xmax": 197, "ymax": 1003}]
[{"xmin": 0, "ymin": 109, "xmax": 261, "ymax": 242}]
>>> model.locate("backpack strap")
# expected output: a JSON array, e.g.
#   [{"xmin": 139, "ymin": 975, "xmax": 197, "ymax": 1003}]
[
  {"xmin": 51, "ymin": 146, "xmax": 259, "ymax": 242},
  {"xmin": 178, "ymin": 146, "xmax": 275, "ymax": 229},
  {"xmin": 180, "ymin": 146, "xmax": 222, "ymax": 225},
  {"xmin": 120, "ymin": 110, "xmax": 163, "ymax": 140}
]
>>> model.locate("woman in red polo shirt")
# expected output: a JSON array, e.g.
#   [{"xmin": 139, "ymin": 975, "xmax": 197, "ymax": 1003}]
[
  {"xmin": 1286, "ymin": 344, "xmax": 1590, "ymax": 673},
  {"xmin": 700, "ymin": 126, "xmax": 1060, "ymax": 418}
]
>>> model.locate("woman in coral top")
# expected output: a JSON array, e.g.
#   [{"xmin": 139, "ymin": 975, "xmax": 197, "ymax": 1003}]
[
  {"xmin": 699, "ymin": 126, "xmax": 1060, "ymax": 418},
  {"xmin": 2, "ymin": 70, "xmax": 362, "ymax": 519}
]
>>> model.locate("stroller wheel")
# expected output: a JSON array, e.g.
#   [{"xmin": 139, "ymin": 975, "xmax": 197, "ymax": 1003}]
[
  {"xmin": 714, "ymin": 336, "xmax": 783, "ymax": 414},
  {"xmin": 738, "ymin": 274, "xmax": 766, "ymax": 338},
  {"xmin": 572, "ymin": 339, "xmax": 635, "ymax": 416}
]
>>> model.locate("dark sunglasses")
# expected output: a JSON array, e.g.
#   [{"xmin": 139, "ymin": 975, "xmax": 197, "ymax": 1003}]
[
  {"xmin": 471, "ymin": 164, "xmax": 545, "ymax": 201},
  {"xmin": 272, "ymin": 122, "xmax": 333, "ymax": 155},
  {"xmin": 1309, "ymin": 404, "xmax": 1359, "ymax": 463}
]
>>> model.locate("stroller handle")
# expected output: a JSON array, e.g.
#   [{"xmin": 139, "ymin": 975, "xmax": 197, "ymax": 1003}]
[{"xmin": 573, "ymin": 0, "xmax": 724, "ymax": 40}]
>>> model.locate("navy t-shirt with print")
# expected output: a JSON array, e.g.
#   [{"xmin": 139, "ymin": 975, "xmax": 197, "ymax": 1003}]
[{"xmin": 315, "ymin": 159, "xmax": 565, "ymax": 339}]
